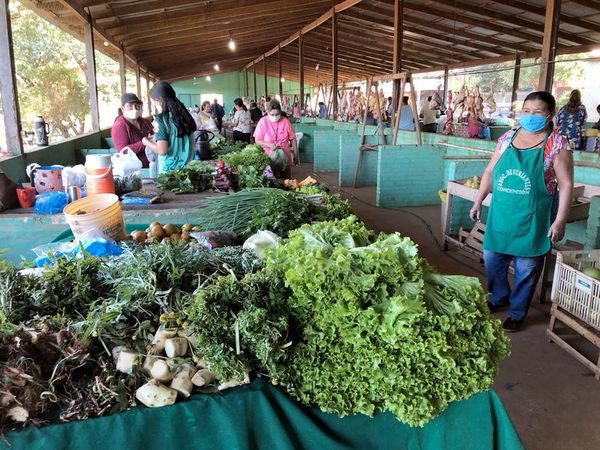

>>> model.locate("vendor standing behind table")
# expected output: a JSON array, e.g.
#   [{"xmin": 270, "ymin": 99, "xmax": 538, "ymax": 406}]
[
  {"xmin": 556, "ymin": 89, "xmax": 587, "ymax": 150},
  {"xmin": 420, "ymin": 96, "xmax": 439, "ymax": 133},
  {"xmin": 211, "ymin": 98, "xmax": 225, "ymax": 133},
  {"xmin": 142, "ymin": 81, "xmax": 195, "ymax": 174},
  {"xmin": 229, "ymin": 98, "xmax": 252, "ymax": 143},
  {"xmin": 592, "ymin": 104, "xmax": 600, "ymax": 130},
  {"xmin": 254, "ymin": 99, "xmax": 298, "ymax": 179},
  {"xmin": 249, "ymin": 102, "xmax": 263, "ymax": 124},
  {"xmin": 198, "ymin": 101, "xmax": 220, "ymax": 134},
  {"xmin": 111, "ymin": 93, "xmax": 154, "ymax": 168},
  {"xmin": 399, "ymin": 96, "xmax": 415, "ymax": 131},
  {"xmin": 469, "ymin": 91, "xmax": 574, "ymax": 332}
]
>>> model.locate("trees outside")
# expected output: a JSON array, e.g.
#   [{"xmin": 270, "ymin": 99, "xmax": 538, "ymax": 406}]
[{"xmin": 10, "ymin": 1, "xmax": 121, "ymax": 145}]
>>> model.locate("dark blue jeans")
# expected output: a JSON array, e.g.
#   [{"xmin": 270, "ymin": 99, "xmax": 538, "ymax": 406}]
[{"xmin": 483, "ymin": 250, "xmax": 545, "ymax": 321}]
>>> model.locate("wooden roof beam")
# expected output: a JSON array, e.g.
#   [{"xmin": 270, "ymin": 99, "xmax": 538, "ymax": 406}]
[
  {"xmin": 490, "ymin": 0, "xmax": 600, "ymax": 31},
  {"xmin": 353, "ymin": 3, "xmax": 535, "ymax": 53},
  {"xmin": 243, "ymin": 0, "xmax": 364, "ymax": 69}
]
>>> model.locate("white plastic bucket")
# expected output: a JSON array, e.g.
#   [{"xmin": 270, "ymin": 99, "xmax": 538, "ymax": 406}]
[{"xmin": 63, "ymin": 193, "xmax": 125, "ymax": 241}]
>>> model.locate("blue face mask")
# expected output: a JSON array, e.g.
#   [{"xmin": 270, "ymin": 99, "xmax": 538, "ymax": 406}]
[{"xmin": 518, "ymin": 114, "xmax": 548, "ymax": 133}]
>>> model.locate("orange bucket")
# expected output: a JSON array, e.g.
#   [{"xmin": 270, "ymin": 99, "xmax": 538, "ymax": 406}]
[{"xmin": 85, "ymin": 155, "xmax": 115, "ymax": 195}]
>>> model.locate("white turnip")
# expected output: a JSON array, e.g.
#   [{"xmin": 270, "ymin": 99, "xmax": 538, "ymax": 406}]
[{"xmin": 164, "ymin": 337, "xmax": 188, "ymax": 358}]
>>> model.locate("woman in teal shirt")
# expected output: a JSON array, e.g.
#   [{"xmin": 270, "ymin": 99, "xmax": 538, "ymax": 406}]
[
  {"xmin": 470, "ymin": 91, "xmax": 573, "ymax": 332},
  {"xmin": 143, "ymin": 81, "xmax": 195, "ymax": 173}
]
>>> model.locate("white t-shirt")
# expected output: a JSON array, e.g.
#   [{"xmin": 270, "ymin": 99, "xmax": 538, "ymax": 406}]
[
  {"xmin": 399, "ymin": 105, "xmax": 415, "ymax": 131},
  {"xmin": 233, "ymin": 110, "xmax": 251, "ymax": 134},
  {"xmin": 420, "ymin": 106, "xmax": 438, "ymax": 125}
]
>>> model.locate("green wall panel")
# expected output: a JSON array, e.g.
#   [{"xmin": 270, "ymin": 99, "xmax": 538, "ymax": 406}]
[
  {"xmin": 339, "ymin": 135, "xmax": 381, "ymax": 187},
  {"xmin": 313, "ymin": 130, "xmax": 355, "ymax": 172},
  {"xmin": 377, "ymin": 145, "xmax": 444, "ymax": 207}
]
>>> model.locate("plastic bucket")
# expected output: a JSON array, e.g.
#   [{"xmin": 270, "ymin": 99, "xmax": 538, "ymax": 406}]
[
  {"xmin": 32, "ymin": 166, "xmax": 63, "ymax": 193},
  {"xmin": 63, "ymin": 193, "xmax": 125, "ymax": 241}
]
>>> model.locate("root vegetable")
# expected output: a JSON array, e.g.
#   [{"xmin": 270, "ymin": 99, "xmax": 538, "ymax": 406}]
[
  {"xmin": 152, "ymin": 328, "xmax": 178, "ymax": 354},
  {"xmin": 143, "ymin": 356, "xmax": 159, "ymax": 373},
  {"xmin": 7, "ymin": 406, "xmax": 29, "ymax": 423},
  {"xmin": 164, "ymin": 337, "xmax": 188, "ymax": 358},
  {"xmin": 191, "ymin": 369, "xmax": 216, "ymax": 387},
  {"xmin": 115, "ymin": 349, "xmax": 139, "ymax": 374},
  {"xmin": 136, "ymin": 380, "xmax": 178, "ymax": 408},
  {"xmin": 170, "ymin": 364, "xmax": 197, "ymax": 398},
  {"xmin": 150, "ymin": 359, "xmax": 174, "ymax": 383}
]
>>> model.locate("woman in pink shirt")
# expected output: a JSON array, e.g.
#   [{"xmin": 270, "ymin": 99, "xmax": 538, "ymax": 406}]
[{"xmin": 254, "ymin": 99, "xmax": 298, "ymax": 179}]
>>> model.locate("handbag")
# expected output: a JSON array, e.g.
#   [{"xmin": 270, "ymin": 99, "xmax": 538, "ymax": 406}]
[{"xmin": 0, "ymin": 172, "xmax": 19, "ymax": 212}]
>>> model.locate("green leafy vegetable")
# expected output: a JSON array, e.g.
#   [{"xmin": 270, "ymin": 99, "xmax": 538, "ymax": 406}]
[{"xmin": 156, "ymin": 161, "xmax": 215, "ymax": 194}]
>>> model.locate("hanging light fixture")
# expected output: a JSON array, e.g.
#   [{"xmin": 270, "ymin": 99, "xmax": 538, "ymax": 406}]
[
  {"xmin": 315, "ymin": 63, "xmax": 320, "ymax": 71},
  {"xmin": 228, "ymin": 32, "xmax": 236, "ymax": 51},
  {"xmin": 280, "ymin": 77, "xmax": 285, "ymax": 83},
  {"xmin": 214, "ymin": 64, "xmax": 220, "ymax": 71},
  {"xmin": 206, "ymin": 76, "xmax": 211, "ymax": 81},
  {"xmin": 103, "ymin": 41, "xmax": 109, "ymax": 47}
]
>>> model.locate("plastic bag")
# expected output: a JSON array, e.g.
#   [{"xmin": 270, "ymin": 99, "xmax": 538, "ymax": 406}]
[
  {"xmin": 189, "ymin": 231, "xmax": 238, "ymax": 250},
  {"xmin": 243, "ymin": 230, "xmax": 279, "ymax": 258},
  {"xmin": 62, "ymin": 165, "xmax": 86, "ymax": 188},
  {"xmin": 112, "ymin": 147, "xmax": 143, "ymax": 177},
  {"xmin": 34, "ymin": 191, "xmax": 68, "ymax": 215}
]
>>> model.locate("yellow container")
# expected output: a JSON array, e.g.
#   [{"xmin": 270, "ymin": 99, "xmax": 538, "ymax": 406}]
[
  {"xmin": 63, "ymin": 193, "xmax": 125, "ymax": 241},
  {"xmin": 438, "ymin": 189, "xmax": 447, "ymax": 203}
]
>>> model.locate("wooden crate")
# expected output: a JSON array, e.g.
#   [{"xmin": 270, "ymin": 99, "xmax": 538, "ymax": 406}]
[{"xmin": 548, "ymin": 249, "xmax": 600, "ymax": 379}]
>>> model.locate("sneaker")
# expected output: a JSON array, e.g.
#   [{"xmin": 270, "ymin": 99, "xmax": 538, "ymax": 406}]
[
  {"xmin": 502, "ymin": 317, "xmax": 524, "ymax": 332},
  {"xmin": 487, "ymin": 302, "xmax": 508, "ymax": 313}
]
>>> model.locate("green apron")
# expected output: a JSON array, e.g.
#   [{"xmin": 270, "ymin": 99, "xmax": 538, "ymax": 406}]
[{"xmin": 483, "ymin": 131, "xmax": 553, "ymax": 257}]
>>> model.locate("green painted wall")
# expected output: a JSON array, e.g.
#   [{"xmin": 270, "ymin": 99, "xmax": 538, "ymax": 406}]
[
  {"xmin": 172, "ymin": 71, "xmax": 312, "ymax": 112},
  {"xmin": 0, "ymin": 128, "xmax": 112, "ymax": 182}
]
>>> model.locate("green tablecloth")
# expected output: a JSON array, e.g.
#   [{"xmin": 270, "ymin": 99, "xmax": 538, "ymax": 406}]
[{"xmin": 3, "ymin": 378, "xmax": 523, "ymax": 450}]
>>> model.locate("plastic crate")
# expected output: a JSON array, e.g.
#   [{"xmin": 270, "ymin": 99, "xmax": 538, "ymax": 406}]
[{"xmin": 551, "ymin": 250, "xmax": 600, "ymax": 331}]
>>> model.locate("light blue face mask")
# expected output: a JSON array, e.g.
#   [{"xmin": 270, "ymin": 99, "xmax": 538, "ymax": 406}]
[{"xmin": 518, "ymin": 114, "xmax": 549, "ymax": 133}]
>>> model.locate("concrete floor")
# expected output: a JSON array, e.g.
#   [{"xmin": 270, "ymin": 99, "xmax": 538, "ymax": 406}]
[{"xmin": 303, "ymin": 166, "xmax": 600, "ymax": 450}]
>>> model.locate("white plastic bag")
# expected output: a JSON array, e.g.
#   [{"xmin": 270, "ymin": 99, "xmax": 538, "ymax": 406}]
[
  {"xmin": 112, "ymin": 147, "xmax": 143, "ymax": 177},
  {"xmin": 242, "ymin": 230, "xmax": 279, "ymax": 258},
  {"xmin": 62, "ymin": 165, "xmax": 86, "ymax": 187}
]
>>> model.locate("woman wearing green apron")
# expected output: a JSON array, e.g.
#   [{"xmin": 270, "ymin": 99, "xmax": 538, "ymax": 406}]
[{"xmin": 470, "ymin": 92, "xmax": 574, "ymax": 332}]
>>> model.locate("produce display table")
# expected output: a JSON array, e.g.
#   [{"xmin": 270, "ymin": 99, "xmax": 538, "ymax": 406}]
[{"xmin": 2, "ymin": 378, "xmax": 523, "ymax": 450}]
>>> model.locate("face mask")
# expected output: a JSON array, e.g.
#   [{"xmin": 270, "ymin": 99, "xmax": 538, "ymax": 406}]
[
  {"xmin": 124, "ymin": 109, "xmax": 141, "ymax": 120},
  {"xmin": 518, "ymin": 114, "xmax": 548, "ymax": 133},
  {"xmin": 268, "ymin": 114, "xmax": 281, "ymax": 123}
]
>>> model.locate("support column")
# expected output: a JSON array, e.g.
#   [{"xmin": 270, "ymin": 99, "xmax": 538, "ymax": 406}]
[
  {"xmin": 392, "ymin": 0, "xmax": 403, "ymax": 116},
  {"xmin": 0, "ymin": 0, "xmax": 23, "ymax": 155},
  {"xmin": 135, "ymin": 63, "xmax": 141, "ymax": 100},
  {"xmin": 146, "ymin": 74, "xmax": 151, "ymax": 116},
  {"xmin": 538, "ymin": 0, "xmax": 561, "ymax": 92},
  {"xmin": 244, "ymin": 70, "xmax": 249, "ymax": 97},
  {"xmin": 442, "ymin": 65, "xmax": 449, "ymax": 109},
  {"xmin": 263, "ymin": 55, "xmax": 268, "ymax": 100},
  {"xmin": 331, "ymin": 8, "xmax": 338, "ymax": 120},
  {"xmin": 253, "ymin": 64, "xmax": 257, "ymax": 101},
  {"xmin": 278, "ymin": 45, "xmax": 283, "ymax": 101},
  {"xmin": 510, "ymin": 54, "xmax": 521, "ymax": 116},
  {"xmin": 84, "ymin": 16, "xmax": 100, "ymax": 131},
  {"xmin": 119, "ymin": 46, "xmax": 126, "ymax": 96},
  {"xmin": 299, "ymin": 33, "xmax": 304, "ymax": 114}
]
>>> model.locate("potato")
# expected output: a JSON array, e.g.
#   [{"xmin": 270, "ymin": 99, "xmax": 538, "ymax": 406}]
[
  {"xmin": 182, "ymin": 224, "xmax": 193, "ymax": 232},
  {"xmin": 181, "ymin": 232, "xmax": 190, "ymax": 241},
  {"xmin": 170, "ymin": 233, "xmax": 181, "ymax": 241},
  {"xmin": 151, "ymin": 224, "xmax": 165, "ymax": 239},
  {"xmin": 163, "ymin": 224, "xmax": 180, "ymax": 237},
  {"xmin": 149, "ymin": 221, "xmax": 161, "ymax": 229}
]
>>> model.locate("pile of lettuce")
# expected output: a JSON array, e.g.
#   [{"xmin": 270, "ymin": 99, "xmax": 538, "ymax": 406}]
[{"xmin": 188, "ymin": 216, "xmax": 509, "ymax": 426}]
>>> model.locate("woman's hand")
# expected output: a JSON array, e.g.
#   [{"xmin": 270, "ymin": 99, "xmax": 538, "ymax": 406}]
[
  {"xmin": 469, "ymin": 202, "xmax": 482, "ymax": 222},
  {"xmin": 548, "ymin": 220, "xmax": 566, "ymax": 244}
]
